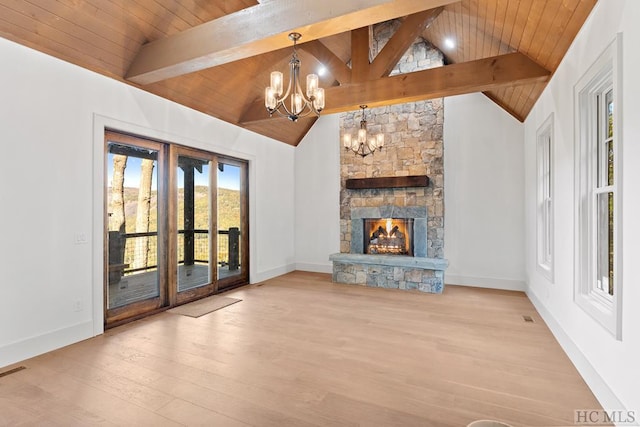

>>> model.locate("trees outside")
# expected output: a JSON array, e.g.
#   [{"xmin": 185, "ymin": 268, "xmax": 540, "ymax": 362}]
[
  {"xmin": 133, "ymin": 158, "xmax": 155, "ymax": 270},
  {"xmin": 109, "ymin": 154, "xmax": 127, "ymax": 234},
  {"xmin": 108, "ymin": 154, "xmax": 128, "ymax": 280}
]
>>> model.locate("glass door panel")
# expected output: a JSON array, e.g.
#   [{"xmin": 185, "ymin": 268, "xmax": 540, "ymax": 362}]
[
  {"xmin": 106, "ymin": 137, "xmax": 163, "ymax": 320},
  {"xmin": 175, "ymin": 151, "xmax": 215, "ymax": 303},
  {"xmin": 217, "ymin": 159, "xmax": 248, "ymax": 288}
]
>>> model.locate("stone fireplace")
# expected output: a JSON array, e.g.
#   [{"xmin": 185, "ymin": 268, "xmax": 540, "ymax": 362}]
[
  {"xmin": 329, "ymin": 22, "xmax": 448, "ymax": 293},
  {"xmin": 330, "ymin": 203, "xmax": 448, "ymax": 293}
]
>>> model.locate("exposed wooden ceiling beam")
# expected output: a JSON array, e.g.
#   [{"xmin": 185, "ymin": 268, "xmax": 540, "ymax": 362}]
[
  {"xmin": 351, "ymin": 27, "xmax": 372, "ymax": 83},
  {"xmin": 125, "ymin": 0, "xmax": 459, "ymax": 85},
  {"xmin": 239, "ymin": 53, "xmax": 550, "ymax": 124},
  {"xmin": 325, "ymin": 53, "xmax": 551, "ymax": 113},
  {"xmin": 299, "ymin": 40, "xmax": 352, "ymax": 85},
  {"xmin": 369, "ymin": 8, "xmax": 444, "ymax": 79}
]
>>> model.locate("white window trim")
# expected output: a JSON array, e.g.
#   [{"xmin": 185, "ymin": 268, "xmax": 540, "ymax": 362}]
[
  {"xmin": 574, "ymin": 34, "xmax": 623, "ymax": 339},
  {"xmin": 536, "ymin": 113, "xmax": 554, "ymax": 282}
]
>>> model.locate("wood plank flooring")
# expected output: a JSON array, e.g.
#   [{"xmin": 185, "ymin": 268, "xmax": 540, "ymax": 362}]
[{"xmin": 0, "ymin": 271, "xmax": 603, "ymax": 426}]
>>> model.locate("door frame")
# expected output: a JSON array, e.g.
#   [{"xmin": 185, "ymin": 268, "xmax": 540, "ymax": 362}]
[
  {"xmin": 103, "ymin": 131, "xmax": 169, "ymax": 325},
  {"xmin": 102, "ymin": 129, "xmax": 251, "ymax": 328}
]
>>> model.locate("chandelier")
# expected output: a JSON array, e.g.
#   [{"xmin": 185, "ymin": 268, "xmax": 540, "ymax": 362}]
[
  {"xmin": 343, "ymin": 105, "xmax": 385, "ymax": 157},
  {"xmin": 264, "ymin": 33, "xmax": 325, "ymax": 122}
]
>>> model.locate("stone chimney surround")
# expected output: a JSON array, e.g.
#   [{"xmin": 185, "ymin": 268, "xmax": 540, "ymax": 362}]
[{"xmin": 329, "ymin": 20, "xmax": 448, "ymax": 293}]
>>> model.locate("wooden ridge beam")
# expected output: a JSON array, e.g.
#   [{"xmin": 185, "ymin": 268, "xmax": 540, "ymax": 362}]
[
  {"xmin": 299, "ymin": 40, "xmax": 352, "ymax": 85},
  {"xmin": 369, "ymin": 8, "xmax": 444, "ymax": 79},
  {"xmin": 125, "ymin": 0, "xmax": 458, "ymax": 85},
  {"xmin": 239, "ymin": 53, "xmax": 550, "ymax": 124}
]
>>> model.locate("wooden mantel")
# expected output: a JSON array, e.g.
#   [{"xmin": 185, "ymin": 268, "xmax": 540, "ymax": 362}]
[{"xmin": 345, "ymin": 175, "xmax": 429, "ymax": 190}]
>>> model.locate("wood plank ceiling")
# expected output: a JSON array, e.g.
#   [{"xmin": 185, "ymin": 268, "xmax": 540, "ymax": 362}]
[{"xmin": 0, "ymin": 0, "xmax": 597, "ymax": 146}]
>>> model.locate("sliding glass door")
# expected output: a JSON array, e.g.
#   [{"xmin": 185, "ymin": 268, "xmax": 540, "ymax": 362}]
[{"xmin": 104, "ymin": 131, "xmax": 250, "ymax": 326}]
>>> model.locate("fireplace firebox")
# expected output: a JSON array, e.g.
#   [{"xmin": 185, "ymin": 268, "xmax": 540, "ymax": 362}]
[{"xmin": 363, "ymin": 218, "xmax": 414, "ymax": 256}]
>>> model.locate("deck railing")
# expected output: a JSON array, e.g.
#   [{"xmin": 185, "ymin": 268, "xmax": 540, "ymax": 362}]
[{"xmin": 110, "ymin": 229, "xmax": 240, "ymax": 276}]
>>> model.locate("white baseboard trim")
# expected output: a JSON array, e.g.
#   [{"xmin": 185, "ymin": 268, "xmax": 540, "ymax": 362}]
[
  {"xmin": 251, "ymin": 263, "xmax": 296, "ymax": 284},
  {"xmin": 295, "ymin": 262, "xmax": 333, "ymax": 274},
  {"xmin": 527, "ymin": 288, "xmax": 626, "ymax": 414},
  {"xmin": 0, "ymin": 320, "xmax": 94, "ymax": 369},
  {"xmin": 445, "ymin": 274, "xmax": 526, "ymax": 291}
]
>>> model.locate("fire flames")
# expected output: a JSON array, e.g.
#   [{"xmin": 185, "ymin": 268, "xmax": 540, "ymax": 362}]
[{"xmin": 366, "ymin": 218, "xmax": 411, "ymax": 255}]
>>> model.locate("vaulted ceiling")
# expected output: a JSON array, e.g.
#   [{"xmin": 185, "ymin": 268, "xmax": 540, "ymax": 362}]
[{"xmin": 0, "ymin": 0, "xmax": 597, "ymax": 146}]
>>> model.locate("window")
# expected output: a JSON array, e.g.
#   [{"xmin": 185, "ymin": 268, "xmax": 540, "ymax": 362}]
[
  {"xmin": 536, "ymin": 114, "xmax": 554, "ymax": 281},
  {"xmin": 574, "ymin": 35, "xmax": 622, "ymax": 338}
]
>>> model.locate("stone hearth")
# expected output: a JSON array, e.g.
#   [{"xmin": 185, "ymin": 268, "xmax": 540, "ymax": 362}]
[{"xmin": 330, "ymin": 254, "xmax": 447, "ymax": 293}]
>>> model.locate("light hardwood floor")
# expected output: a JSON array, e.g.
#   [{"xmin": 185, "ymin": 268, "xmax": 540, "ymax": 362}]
[{"xmin": 0, "ymin": 271, "xmax": 603, "ymax": 426}]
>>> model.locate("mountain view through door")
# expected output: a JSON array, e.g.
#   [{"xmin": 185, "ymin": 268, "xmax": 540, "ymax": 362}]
[{"xmin": 105, "ymin": 131, "xmax": 248, "ymax": 326}]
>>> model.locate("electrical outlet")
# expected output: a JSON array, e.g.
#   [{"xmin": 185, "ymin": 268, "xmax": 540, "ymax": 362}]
[
  {"xmin": 73, "ymin": 300, "xmax": 82, "ymax": 312},
  {"xmin": 74, "ymin": 233, "xmax": 88, "ymax": 244}
]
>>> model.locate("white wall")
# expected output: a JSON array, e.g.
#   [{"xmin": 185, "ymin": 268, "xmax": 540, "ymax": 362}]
[
  {"xmin": 294, "ymin": 114, "xmax": 341, "ymax": 273},
  {"xmin": 524, "ymin": 0, "xmax": 640, "ymax": 412},
  {"xmin": 293, "ymin": 94, "xmax": 527, "ymax": 289},
  {"xmin": 289, "ymin": 36, "xmax": 526, "ymax": 293},
  {"xmin": 0, "ymin": 37, "xmax": 296, "ymax": 368},
  {"xmin": 444, "ymin": 93, "xmax": 526, "ymax": 291}
]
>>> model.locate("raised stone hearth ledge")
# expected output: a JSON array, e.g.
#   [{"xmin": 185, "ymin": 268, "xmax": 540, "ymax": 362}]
[
  {"xmin": 330, "ymin": 253, "xmax": 448, "ymax": 294},
  {"xmin": 330, "ymin": 253, "xmax": 448, "ymax": 269}
]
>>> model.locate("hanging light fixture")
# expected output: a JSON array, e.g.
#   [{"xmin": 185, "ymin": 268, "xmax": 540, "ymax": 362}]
[
  {"xmin": 343, "ymin": 105, "xmax": 385, "ymax": 157},
  {"xmin": 265, "ymin": 33, "xmax": 325, "ymax": 122}
]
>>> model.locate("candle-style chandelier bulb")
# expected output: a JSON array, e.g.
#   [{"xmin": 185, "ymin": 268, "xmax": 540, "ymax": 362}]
[{"xmin": 264, "ymin": 33, "xmax": 325, "ymax": 122}]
